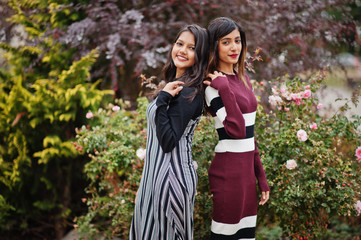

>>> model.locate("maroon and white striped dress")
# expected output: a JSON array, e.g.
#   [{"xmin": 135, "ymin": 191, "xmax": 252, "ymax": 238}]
[{"xmin": 205, "ymin": 72, "xmax": 270, "ymax": 239}]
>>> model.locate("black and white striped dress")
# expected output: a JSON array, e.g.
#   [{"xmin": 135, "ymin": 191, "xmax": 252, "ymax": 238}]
[{"xmin": 130, "ymin": 88, "xmax": 203, "ymax": 240}]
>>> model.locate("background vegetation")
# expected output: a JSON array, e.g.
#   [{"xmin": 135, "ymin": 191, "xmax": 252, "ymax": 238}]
[{"xmin": 0, "ymin": 0, "xmax": 360, "ymax": 239}]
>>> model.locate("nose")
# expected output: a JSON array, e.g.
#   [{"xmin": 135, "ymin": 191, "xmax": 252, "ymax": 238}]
[
  {"xmin": 180, "ymin": 45, "xmax": 187, "ymax": 54},
  {"xmin": 230, "ymin": 42, "xmax": 236, "ymax": 51}
]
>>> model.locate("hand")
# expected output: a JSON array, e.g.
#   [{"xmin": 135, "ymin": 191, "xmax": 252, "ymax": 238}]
[
  {"xmin": 203, "ymin": 71, "xmax": 225, "ymax": 86},
  {"xmin": 162, "ymin": 81, "xmax": 184, "ymax": 97},
  {"xmin": 259, "ymin": 191, "xmax": 269, "ymax": 205}
]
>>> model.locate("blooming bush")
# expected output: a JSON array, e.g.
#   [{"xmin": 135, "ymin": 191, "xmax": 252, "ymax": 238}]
[
  {"xmin": 73, "ymin": 96, "xmax": 217, "ymax": 239},
  {"xmin": 256, "ymin": 71, "xmax": 361, "ymax": 239},
  {"xmin": 73, "ymin": 98, "xmax": 149, "ymax": 239},
  {"xmin": 74, "ymin": 71, "xmax": 361, "ymax": 239}
]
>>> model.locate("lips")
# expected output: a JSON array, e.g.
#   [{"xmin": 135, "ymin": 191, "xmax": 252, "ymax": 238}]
[
  {"xmin": 176, "ymin": 55, "xmax": 188, "ymax": 61},
  {"xmin": 229, "ymin": 54, "xmax": 239, "ymax": 58}
]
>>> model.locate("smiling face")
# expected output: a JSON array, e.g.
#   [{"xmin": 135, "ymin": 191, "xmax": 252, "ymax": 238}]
[
  {"xmin": 171, "ymin": 31, "xmax": 196, "ymax": 78},
  {"xmin": 217, "ymin": 28, "xmax": 242, "ymax": 73}
]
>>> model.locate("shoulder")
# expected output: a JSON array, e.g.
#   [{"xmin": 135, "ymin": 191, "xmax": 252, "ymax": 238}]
[
  {"xmin": 176, "ymin": 87, "xmax": 203, "ymax": 106},
  {"xmin": 179, "ymin": 86, "xmax": 196, "ymax": 97},
  {"xmin": 205, "ymin": 85, "xmax": 219, "ymax": 98}
]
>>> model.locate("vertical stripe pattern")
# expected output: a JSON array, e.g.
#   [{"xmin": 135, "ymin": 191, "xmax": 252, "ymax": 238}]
[{"xmin": 130, "ymin": 100, "xmax": 199, "ymax": 240}]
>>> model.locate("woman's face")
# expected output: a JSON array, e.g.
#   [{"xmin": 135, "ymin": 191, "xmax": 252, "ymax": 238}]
[
  {"xmin": 171, "ymin": 31, "xmax": 196, "ymax": 78},
  {"xmin": 217, "ymin": 28, "xmax": 242, "ymax": 69}
]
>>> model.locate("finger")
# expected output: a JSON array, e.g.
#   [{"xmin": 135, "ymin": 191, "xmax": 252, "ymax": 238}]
[
  {"xmin": 163, "ymin": 83, "xmax": 183, "ymax": 96},
  {"xmin": 203, "ymin": 80, "xmax": 211, "ymax": 86},
  {"xmin": 265, "ymin": 191, "xmax": 269, "ymax": 203},
  {"xmin": 206, "ymin": 73, "xmax": 213, "ymax": 79},
  {"xmin": 175, "ymin": 85, "xmax": 183, "ymax": 94},
  {"xmin": 259, "ymin": 192, "xmax": 265, "ymax": 205},
  {"xmin": 173, "ymin": 80, "xmax": 184, "ymax": 85},
  {"xmin": 170, "ymin": 85, "xmax": 183, "ymax": 96},
  {"xmin": 259, "ymin": 191, "xmax": 269, "ymax": 205}
]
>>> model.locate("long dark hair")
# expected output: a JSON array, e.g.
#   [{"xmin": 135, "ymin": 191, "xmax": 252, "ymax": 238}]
[
  {"xmin": 206, "ymin": 17, "xmax": 249, "ymax": 88},
  {"xmin": 157, "ymin": 24, "xmax": 209, "ymax": 100}
]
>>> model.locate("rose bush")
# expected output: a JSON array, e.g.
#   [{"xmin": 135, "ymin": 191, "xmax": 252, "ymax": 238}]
[
  {"xmin": 74, "ymin": 71, "xmax": 361, "ymax": 239},
  {"xmin": 256, "ymin": 71, "xmax": 361, "ymax": 239}
]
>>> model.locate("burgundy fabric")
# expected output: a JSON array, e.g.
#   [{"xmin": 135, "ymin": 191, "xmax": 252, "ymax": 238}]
[{"xmin": 208, "ymin": 73, "xmax": 270, "ymax": 225}]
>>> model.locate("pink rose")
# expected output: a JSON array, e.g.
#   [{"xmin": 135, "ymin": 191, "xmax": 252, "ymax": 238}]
[
  {"xmin": 355, "ymin": 200, "xmax": 361, "ymax": 216},
  {"xmin": 286, "ymin": 159, "xmax": 297, "ymax": 170},
  {"xmin": 136, "ymin": 148, "xmax": 146, "ymax": 160},
  {"xmin": 112, "ymin": 105, "xmax": 120, "ymax": 111},
  {"xmin": 268, "ymin": 95, "xmax": 283, "ymax": 107},
  {"xmin": 193, "ymin": 161, "xmax": 198, "ymax": 170},
  {"xmin": 310, "ymin": 123, "xmax": 318, "ymax": 130},
  {"xmin": 355, "ymin": 146, "xmax": 361, "ymax": 161},
  {"xmin": 317, "ymin": 103, "xmax": 323, "ymax": 109},
  {"xmin": 305, "ymin": 85, "xmax": 310, "ymax": 89},
  {"xmin": 284, "ymin": 107, "xmax": 290, "ymax": 112},
  {"xmin": 86, "ymin": 112, "xmax": 94, "ymax": 119},
  {"xmin": 291, "ymin": 93, "xmax": 300, "ymax": 101},
  {"xmin": 297, "ymin": 129, "xmax": 308, "ymax": 141},
  {"xmin": 302, "ymin": 89, "xmax": 311, "ymax": 98}
]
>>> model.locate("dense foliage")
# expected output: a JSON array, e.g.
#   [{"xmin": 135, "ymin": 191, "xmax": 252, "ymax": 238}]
[
  {"xmin": 1, "ymin": 0, "xmax": 360, "ymax": 239},
  {"xmin": 2, "ymin": 0, "xmax": 359, "ymax": 101},
  {"xmin": 0, "ymin": 0, "xmax": 112, "ymax": 239},
  {"xmin": 74, "ymin": 72, "xmax": 361, "ymax": 239},
  {"xmin": 256, "ymin": 71, "xmax": 361, "ymax": 239}
]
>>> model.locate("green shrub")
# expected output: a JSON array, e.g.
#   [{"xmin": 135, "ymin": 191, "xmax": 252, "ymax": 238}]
[
  {"xmin": 256, "ymin": 71, "xmax": 361, "ymax": 239},
  {"xmin": 75, "ymin": 71, "xmax": 361, "ymax": 239},
  {"xmin": 0, "ymin": 1, "xmax": 113, "ymax": 237}
]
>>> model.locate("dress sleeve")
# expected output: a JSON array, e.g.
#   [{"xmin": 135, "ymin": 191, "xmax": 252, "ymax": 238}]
[
  {"xmin": 254, "ymin": 139, "xmax": 270, "ymax": 192},
  {"xmin": 205, "ymin": 76, "xmax": 246, "ymax": 139},
  {"xmin": 155, "ymin": 88, "xmax": 202, "ymax": 153}
]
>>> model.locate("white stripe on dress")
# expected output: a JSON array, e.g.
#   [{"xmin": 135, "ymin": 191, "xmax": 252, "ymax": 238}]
[
  {"xmin": 215, "ymin": 138, "xmax": 255, "ymax": 153},
  {"xmin": 205, "ymin": 86, "xmax": 219, "ymax": 106},
  {"xmin": 213, "ymin": 111, "xmax": 256, "ymax": 129},
  {"xmin": 211, "ymin": 215, "xmax": 257, "ymax": 235}
]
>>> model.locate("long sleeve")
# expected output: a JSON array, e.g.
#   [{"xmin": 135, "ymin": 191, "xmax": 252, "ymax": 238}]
[
  {"xmin": 155, "ymin": 88, "xmax": 203, "ymax": 153},
  {"xmin": 254, "ymin": 139, "xmax": 270, "ymax": 192},
  {"xmin": 205, "ymin": 76, "xmax": 246, "ymax": 139}
]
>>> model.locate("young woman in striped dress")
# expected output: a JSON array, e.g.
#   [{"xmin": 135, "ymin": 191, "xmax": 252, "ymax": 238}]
[
  {"xmin": 129, "ymin": 24, "xmax": 208, "ymax": 240},
  {"xmin": 204, "ymin": 17, "xmax": 270, "ymax": 239}
]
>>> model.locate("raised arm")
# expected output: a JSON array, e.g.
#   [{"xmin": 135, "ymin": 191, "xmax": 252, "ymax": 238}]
[
  {"xmin": 205, "ymin": 75, "xmax": 246, "ymax": 139},
  {"xmin": 155, "ymin": 87, "xmax": 202, "ymax": 153}
]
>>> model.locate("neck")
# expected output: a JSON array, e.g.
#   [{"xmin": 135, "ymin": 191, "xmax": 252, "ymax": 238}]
[
  {"xmin": 218, "ymin": 62, "xmax": 234, "ymax": 75},
  {"xmin": 175, "ymin": 69, "xmax": 185, "ymax": 78}
]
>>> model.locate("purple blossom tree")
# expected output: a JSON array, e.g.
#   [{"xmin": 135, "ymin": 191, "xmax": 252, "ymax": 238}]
[{"xmin": 4, "ymin": 0, "xmax": 360, "ymax": 102}]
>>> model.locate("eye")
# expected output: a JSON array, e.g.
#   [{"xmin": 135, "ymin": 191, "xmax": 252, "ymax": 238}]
[
  {"xmin": 235, "ymin": 39, "xmax": 242, "ymax": 43},
  {"xmin": 176, "ymin": 42, "xmax": 183, "ymax": 46},
  {"xmin": 222, "ymin": 41, "xmax": 229, "ymax": 45},
  {"xmin": 189, "ymin": 46, "xmax": 195, "ymax": 50}
]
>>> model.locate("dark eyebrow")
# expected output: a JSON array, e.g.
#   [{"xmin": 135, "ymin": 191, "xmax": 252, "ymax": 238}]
[
  {"xmin": 220, "ymin": 36, "xmax": 241, "ymax": 41},
  {"xmin": 177, "ymin": 38, "xmax": 195, "ymax": 47}
]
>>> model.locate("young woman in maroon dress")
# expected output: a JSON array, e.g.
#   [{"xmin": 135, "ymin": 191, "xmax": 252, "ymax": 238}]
[{"xmin": 204, "ymin": 17, "xmax": 270, "ymax": 239}]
